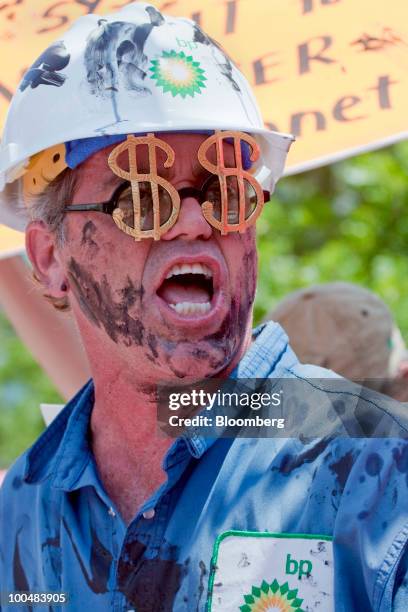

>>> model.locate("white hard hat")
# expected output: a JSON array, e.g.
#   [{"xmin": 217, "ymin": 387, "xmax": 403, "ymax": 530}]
[{"xmin": 0, "ymin": 1, "xmax": 294, "ymax": 231}]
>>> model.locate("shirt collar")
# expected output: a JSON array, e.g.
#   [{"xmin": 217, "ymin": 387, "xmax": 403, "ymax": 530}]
[
  {"xmin": 24, "ymin": 380, "xmax": 95, "ymax": 490},
  {"xmin": 23, "ymin": 379, "xmax": 196, "ymax": 492},
  {"xmin": 233, "ymin": 321, "xmax": 290, "ymax": 378},
  {"xmin": 23, "ymin": 322, "xmax": 289, "ymax": 488}
]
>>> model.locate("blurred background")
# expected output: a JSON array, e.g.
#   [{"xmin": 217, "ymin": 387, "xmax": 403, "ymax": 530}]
[{"xmin": 1, "ymin": 139, "xmax": 408, "ymax": 469}]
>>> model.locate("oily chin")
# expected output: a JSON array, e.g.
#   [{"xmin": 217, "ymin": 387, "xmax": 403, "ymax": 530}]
[
  {"xmin": 162, "ymin": 339, "xmax": 236, "ymax": 381},
  {"xmin": 161, "ymin": 303, "xmax": 249, "ymax": 380}
]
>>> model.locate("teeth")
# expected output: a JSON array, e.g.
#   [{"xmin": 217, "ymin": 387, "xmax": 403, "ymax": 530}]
[
  {"xmin": 169, "ymin": 302, "xmax": 211, "ymax": 315},
  {"xmin": 166, "ymin": 264, "xmax": 179, "ymax": 278},
  {"xmin": 165, "ymin": 263, "xmax": 213, "ymax": 279}
]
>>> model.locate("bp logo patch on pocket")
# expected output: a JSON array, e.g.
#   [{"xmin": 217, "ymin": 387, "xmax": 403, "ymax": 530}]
[{"xmin": 207, "ymin": 531, "xmax": 333, "ymax": 611}]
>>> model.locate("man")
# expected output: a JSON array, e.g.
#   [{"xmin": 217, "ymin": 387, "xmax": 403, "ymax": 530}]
[
  {"xmin": 268, "ymin": 282, "xmax": 408, "ymax": 397},
  {"xmin": 0, "ymin": 3, "xmax": 407, "ymax": 611}
]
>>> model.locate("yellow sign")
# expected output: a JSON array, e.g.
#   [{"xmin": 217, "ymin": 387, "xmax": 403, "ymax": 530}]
[
  {"xmin": 0, "ymin": 0, "xmax": 407, "ymax": 256},
  {"xmin": 0, "ymin": 226, "xmax": 24, "ymax": 259}
]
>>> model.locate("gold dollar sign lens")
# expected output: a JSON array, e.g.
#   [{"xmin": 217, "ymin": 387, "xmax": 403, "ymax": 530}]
[
  {"xmin": 198, "ymin": 130, "xmax": 264, "ymax": 235},
  {"xmin": 108, "ymin": 134, "xmax": 180, "ymax": 241}
]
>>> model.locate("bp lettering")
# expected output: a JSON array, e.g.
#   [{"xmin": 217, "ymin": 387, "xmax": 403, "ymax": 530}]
[
  {"xmin": 176, "ymin": 37, "xmax": 198, "ymax": 51},
  {"xmin": 285, "ymin": 553, "xmax": 313, "ymax": 579}
]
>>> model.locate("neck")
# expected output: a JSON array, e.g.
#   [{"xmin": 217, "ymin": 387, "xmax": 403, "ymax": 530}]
[
  {"xmin": 90, "ymin": 369, "xmax": 173, "ymax": 523},
  {"xmin": 88, "ymin": 325, "xmax": 253, "ymax": 523}
]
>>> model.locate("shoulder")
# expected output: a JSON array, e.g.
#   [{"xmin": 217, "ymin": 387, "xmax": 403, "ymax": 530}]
[
  {"xmin": 0, "ymin": 450, "xmax": 54, "ymax": 537},
  {"xmin": 218, "ymin": 435, "xmax": 408, "ymax": 607},
  {"xmin": 0, "ymin": 452, "xmax": 43, "ymax": 575},
  {"xmin": 0, "ymin": 452, "xmax": 30, "ymax": 504},
  {"xmin": 332, "ymin": 436, "xmax": 408, "ymax": 609},
  {"xmin": 0, "ymin": 382, "xmax": 94, "ymax": 563},
  {"xmin": 0, "ymin": 451, "xmax": 63, "ymax": 593}
]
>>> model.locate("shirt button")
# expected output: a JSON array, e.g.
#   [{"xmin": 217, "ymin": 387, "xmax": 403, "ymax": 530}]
[
  {"xmin": 108, "ymin": 507, "xmax": 116, "ymax": 517},
  {"xmin": 142, "ymin": 508, "xmax": 155, "ymax": 519}
]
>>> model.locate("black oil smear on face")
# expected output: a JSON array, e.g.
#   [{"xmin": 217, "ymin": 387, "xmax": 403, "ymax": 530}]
[
  {"xmin": 202, "ymin": 241, "xmax": 257, "ymax": 372},
  {"xmin": 192, "ymin": 348, "xmax": 210, "ymax": 361},
  {"xmin": 205, "ymin": 298, "xmax": 244, "ymax": 373},
  {"xmin": 121, "ymin": 275, "xmax": 145, "ymax": 306},
  {"xmin": 243, "ymin": 247, "xmax": 257, "ymax": 304},
  {"xmin": 81, "ymin": 220, "xmax": 98, "ymax": 249},
  {"xmin": 147, "ymin": 333, "xmax": 159, "ymax": 359},
  {"xmin": 68, "ymin": 258, "xmax": 145, "ymax": 347},
  {"xmin": 167, "ymin": 362, "xmax": 188, "ymax": 379}
]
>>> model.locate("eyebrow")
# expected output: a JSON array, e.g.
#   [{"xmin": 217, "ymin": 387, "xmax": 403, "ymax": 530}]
[
  {"xmin": 105, "ymin": 162, "xmax": 122, "ymax": 181},
  {"xmin": 100, "ymin": 173, "xmax": 122, "ymax": 193}
]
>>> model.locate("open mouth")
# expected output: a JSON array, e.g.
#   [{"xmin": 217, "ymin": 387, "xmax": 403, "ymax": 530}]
[{"xmin": 157, "ymin": 262, "xmax": 215, "ymax": 316}]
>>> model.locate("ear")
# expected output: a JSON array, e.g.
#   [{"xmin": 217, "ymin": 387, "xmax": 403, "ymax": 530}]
[{"xmin": 25, "ymin": 221, "xmax": 68, "ymax": 298}]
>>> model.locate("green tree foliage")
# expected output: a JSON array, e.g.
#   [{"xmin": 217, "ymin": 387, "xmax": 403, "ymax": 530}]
[
  {"xmin": 0, "ymin": 141, "xmax": 408, "ymax": 466},
  {"xmin": 0, "ymin": 312, "xmax": 62, "ymax": 468},
  {"xmin": 256, "ymin": 141, "xmax": 408, "ymax": 329}
]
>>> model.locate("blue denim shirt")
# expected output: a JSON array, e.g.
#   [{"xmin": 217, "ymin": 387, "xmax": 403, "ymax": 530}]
[{"xmin": 1, "ymin": 322, "xmax": 408, "ymax": 611}]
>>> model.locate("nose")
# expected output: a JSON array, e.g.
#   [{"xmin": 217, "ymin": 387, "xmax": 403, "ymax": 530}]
[{"xmin": 161, "ymin": 196, "xmax": 213, "ymax": 241}]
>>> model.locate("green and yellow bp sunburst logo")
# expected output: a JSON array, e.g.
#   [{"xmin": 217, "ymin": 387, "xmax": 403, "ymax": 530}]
[
  {"xmin": 149, "ymin": 50, "xmax": 207, "ymax": 98},
  {"xmin": 240, "ymin": 579, "xmax": 305, "ymax": 612}
]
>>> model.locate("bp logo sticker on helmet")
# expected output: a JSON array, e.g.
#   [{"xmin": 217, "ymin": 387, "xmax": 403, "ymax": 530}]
[
  {"xmin": 240, "ymin": 579, "xmax": 305, "ymax": 612},
  {"xmin": 149, "ymin": 50, "xmax": 207, "ymax": 98}
]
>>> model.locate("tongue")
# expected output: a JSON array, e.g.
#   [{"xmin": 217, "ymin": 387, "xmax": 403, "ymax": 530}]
[{"xmin": 159, "ymin": 279, "xmax": 211, "ymax": 304}]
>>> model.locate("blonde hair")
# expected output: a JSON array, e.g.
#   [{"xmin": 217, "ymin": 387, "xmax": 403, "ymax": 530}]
[{"xmin": 28, "ymin": 167, "xmax": 77, "ymax": 245}]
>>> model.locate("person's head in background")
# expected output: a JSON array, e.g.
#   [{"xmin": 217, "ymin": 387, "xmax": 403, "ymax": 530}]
[{"xmin": 266, "ymin": 281, "xmax": 408, "ymax": 401}]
